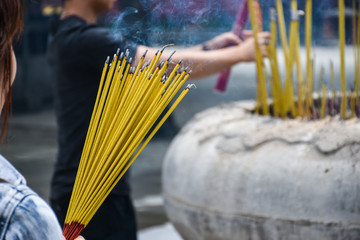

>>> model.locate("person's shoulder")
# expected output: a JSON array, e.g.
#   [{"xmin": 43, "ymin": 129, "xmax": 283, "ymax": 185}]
[
  {"xmin": 0, "ymin": 156, "xmax": 62, "ymax": 239},
  {"xmin": 50, "ymin": 16, "xmax": 112, "ymax": 46},
  {"xmin": 3, "ymin": 188, "xmax": 63, "ymax": 239},
  {"xmin": 0, "ymin": 155, "xmax": 26, "ymax": 185}
]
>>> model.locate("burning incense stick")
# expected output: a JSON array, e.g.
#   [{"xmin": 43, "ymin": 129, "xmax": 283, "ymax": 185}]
[
  {"xmin": 321, "ymin": 84, "xmax": 327, "ymax": 119},
  {"xmin": 63, "ymin": 48, "xmax": 194, "ymax": 240},
  {"xmin": 353, "ymin": 0, "xmax": 360, "ymax": 108},
  {"xmin": 248, "ymin": 0, "xmax": 268, "ymax": 115},
  {"xmin": 276, "ymin": 0, "xmax": 289, "ymax": 63},
  {"xmin": 250, "ymin": 0, "xmax": 357, "ymax": 120},
  {"xmin": 351, "ymin": 89, "xmax": 356, "ymax": 118},
  {"xmin": 305, "ymin": 0, "xmax": 313, "ymax": 115},
  {"xmin": 339, "ymin": 0, "xmax": 347, "ymax": 119},
  {"xmin": 268, "ymin": 8, "xmax": 283, "ymax": 116},
  {"xmin": 214, "ymin": 0, "xmax": 249, "ymax": 92},
  {"xmin": 291, "ymin": 0, "xmax": 305, "ymax": 117}
]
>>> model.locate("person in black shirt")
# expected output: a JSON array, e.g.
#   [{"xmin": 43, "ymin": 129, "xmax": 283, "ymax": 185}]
[{"xmin": 47, "ymin": 0, "xmax": 270, "ymax": 239}]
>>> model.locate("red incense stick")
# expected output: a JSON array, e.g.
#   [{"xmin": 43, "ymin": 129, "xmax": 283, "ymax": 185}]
[{"xmin": 214, "ymin": 0, "xmax": 249, "ymax": 92}]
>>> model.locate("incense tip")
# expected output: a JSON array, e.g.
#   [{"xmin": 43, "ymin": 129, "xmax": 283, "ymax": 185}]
[
  {"xmin": 119, "ymin": 52, "xmax": 124, "ymax": 60},
  {"xmin": 178, "ymin": 59, "xmax": 183, "ymax": 65},
  {"xmin": 155, "ymin": 49, "xmax": 159, "ymax": 55},
  {"xmin": 130, "ymin": 67, "xmax": 135, "ymax": 74},
  {"xmin": 159, "ymin": 61, "xmax": 164, "ymax": 68},
  {"xmin": 105, "ymin": 56, "xmax": 110, "ymax": 64},
  {"xmin": 142, "ymin": 49, "xmax": 148, "ymax": 58},
  {"xmin": 184, "ymin": 66, "xmax": 189, "ymax": 72},
  {"xmin": 168, "ymin": 50, "xmax": 176, "ymax": 60},
  {"xmin": 128, "ymin": 57, "xmax": 133, "ymax": 64},
  {"xmin": 186, "ymin": 83, "xmax": 196, "ymax": 89},
  {"xmin": 161, "ymin": 44, "xmax": 175, "ymax": 52},
  {"xmin": 161, "ymin": 75, "xmax": 167, "ymax": 83},
  {"xmin": 270, "ymin": 8, "xmax": 276, "ymax": 21},
  {"xmin": 125, "ymin": 49, "xmax": 130, "ymax": 57},
  {"xmin": 116, "ymin": 48, "xmax": 120, "ymax": 56},
  {"xmin": 188, "ymin": 70, "xmax": 192, "ymax": 75}
]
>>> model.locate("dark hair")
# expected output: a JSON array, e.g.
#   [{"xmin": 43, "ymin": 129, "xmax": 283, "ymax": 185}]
[{"xmin": 0, "ymin": 0, "xmax": 23, "ymax": 141}]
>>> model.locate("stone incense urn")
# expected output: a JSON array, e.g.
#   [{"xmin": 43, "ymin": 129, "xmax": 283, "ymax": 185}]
[{"xmin": 162, "ymin": 100, "xmax": 360, "ymax": 240}]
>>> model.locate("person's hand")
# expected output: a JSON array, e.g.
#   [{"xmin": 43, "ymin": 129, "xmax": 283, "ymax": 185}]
[
  {"xmin": 203, "ymin": 32, "xmax": 243, "ymax": 50},
  {"xmin": 63, "ymin": 236, "xmax": 85, "ymax": 240},
  {"xmin": 235, "ymin": 31, "xmax": 271, "ymax": 62}
]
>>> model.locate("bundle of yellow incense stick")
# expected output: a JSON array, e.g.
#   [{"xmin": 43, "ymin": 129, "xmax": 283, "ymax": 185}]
[
  {"xmin": 252, "ymin": 0, "xmax": 360, "ymax": 120},
  {"xmin": 63, "ymin": 47, "xmax": 194, "ymax": 240}
]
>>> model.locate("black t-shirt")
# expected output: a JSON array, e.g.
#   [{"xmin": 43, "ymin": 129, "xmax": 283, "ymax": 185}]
[{"xmin": 47, "ymin": 16, "xmax": 137, "ymax": 200}]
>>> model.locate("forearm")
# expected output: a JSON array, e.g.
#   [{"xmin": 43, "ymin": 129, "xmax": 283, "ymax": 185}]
[
  {"xmin": 172, "ymin": 46, "xmax": 246, "ymax": 79},
  {"xmin": 135, "ymin": 45, "xmax": 248, "ymax": 79}
]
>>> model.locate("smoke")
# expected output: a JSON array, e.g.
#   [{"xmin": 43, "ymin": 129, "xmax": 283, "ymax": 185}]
[
  {"xmin": 108, "ymin": 0, "xmax": 242, "ymax": 46},
  {"xmin": 108, "ymin": 0, "xmax": 357, "ymax": 47}
]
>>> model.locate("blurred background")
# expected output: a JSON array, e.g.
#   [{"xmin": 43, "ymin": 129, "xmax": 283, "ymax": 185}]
[{"xmin": 1, "ymin": 0, "xmax": 359, "ymax": 237}]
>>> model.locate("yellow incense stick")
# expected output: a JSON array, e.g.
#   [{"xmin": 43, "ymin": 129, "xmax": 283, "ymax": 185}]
[
  {"xmin": 268, "ymin": 8, "xmax": 283, "ymax": 116},
  {"xmin": 330, "ymin": 60, "xmax": 337, "ymax": 112},
  {"xmin": 339, "ymin": 0, "xmax": 347, "ymax": 119},
  {"xmin": 351, "ymin": 90, "xmax": 356, "ymax": 118},
  {"xmin": 321, "ymin": 84, "xmax": 327, "ymax": 119},
  {"xmin": 248, "ymin": 0, "xmax": 269, "ymax": 115},
  {"xmin": 305, "ymin": 0, "xmax": 313, "ymax": 115},
  {"xmin": 276, "ymin": 0, "xmax": 289, "ymax": 62},
  {"xmin": 63, "ymin": 49, "xmax": 194, "ymax": 240},
  {"xmin": 353, "ymin": 0, "xmax": 360, "ymax": 108},
  {"xmin": 357, "ymin": 1, "xmax": 360, "ymax": 111}
]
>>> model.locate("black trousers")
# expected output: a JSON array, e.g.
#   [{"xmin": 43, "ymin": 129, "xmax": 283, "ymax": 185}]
[{"xmin": 51, "ymin": 193, "xmax": 137, "ymax": 240}]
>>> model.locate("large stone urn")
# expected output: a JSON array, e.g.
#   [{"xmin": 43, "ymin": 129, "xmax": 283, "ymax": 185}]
[{"xmin": 162, "ymin": 101, "xmax": 360, "ymax": 240}]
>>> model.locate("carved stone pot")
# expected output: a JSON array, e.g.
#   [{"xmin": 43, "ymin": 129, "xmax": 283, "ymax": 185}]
[{"xmin": 162, "ymin": 101, "xmax": 360, "ymax": 240}]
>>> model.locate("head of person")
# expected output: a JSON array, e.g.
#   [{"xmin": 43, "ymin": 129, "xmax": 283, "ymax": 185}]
[
  {"xmin": 0, "ymin": 0, "xmax": 23, "ymax": 140},
  {"xmin": 63, "ymin": 0, "xmax": 117, "ymax": 14}
]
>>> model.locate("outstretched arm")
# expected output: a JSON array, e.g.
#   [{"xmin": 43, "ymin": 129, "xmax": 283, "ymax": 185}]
[{"xmin": 135, "ymin": 31, "xmax": 270, "ymax": 79}]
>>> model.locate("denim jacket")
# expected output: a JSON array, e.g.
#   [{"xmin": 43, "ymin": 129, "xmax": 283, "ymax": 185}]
[{"xmin": 0, "ymin": 155, "xmax": 63, "ymax": 240}]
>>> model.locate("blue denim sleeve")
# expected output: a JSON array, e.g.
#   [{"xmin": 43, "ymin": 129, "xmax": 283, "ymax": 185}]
[{"xmin": 4, "ymin": 194, "xmax": 63, "ymax": 240}]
